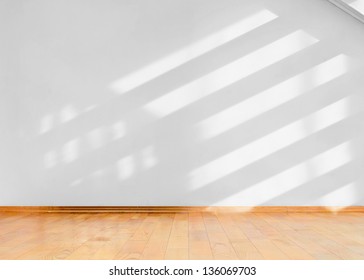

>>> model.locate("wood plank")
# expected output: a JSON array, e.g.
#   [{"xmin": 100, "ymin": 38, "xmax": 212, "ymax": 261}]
[
  {"xmin": 232, "ymin": 213, "xmax": 289, "ymax": 260},
  {"xmin": 262, "ymin": 213, "xmax": 338, "ymax": 259},
  {"xmin": 165, "ymin": 213, "xmax": 189, "ymax": 259},
  {"xmin": 142, "ymin": 213, "xmax": 174, "ymax": 259},
  {"xmin": 112, "ymin": 214, "xmax": 150, "ymax": 260},
  {"xmin": 214, "ymin": 212, "xmax": 263, "ymax": 260},
  {"xmin": 189, "ymin": 212, "xmax": 214, "ymax": 259},
  {"xmin": 0, "ymin": 211, "xmax": 363, "ymax": 260},
  {"xmin": 203, "ymin": 212, "xmax": 238, "ymax": 260},
  {"xmin": 251, "ymin": 213, "xmax": 314, "ymax": 260}
]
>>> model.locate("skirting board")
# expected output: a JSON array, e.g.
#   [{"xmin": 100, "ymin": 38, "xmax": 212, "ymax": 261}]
[
  {"xmin": 0, "ymin": 206, "xmax": 363, "ymax": 213},
  {"xmin": 329, "ymin": 0, "xmax": 364, "ymax": 24}
]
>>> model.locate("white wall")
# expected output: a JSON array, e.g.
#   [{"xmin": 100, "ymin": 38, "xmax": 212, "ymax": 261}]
[{"xmin": 1, "ymin": 0, "xmax": 364, "ymax": 206}]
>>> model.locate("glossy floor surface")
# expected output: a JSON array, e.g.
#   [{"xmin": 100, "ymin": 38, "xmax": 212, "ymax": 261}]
[{"xmin": 1, "ymin": 212, "xmax": 364, "ymax": 259}]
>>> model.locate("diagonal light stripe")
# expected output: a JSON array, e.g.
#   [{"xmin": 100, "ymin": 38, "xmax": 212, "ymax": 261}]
[
  {"xmin": 189, "ymin": 97, "xmax": 350, "ymax": 189},
  {"xmin": 144, "ymin": 30, "xmax": 319, "ymax": 118},
  {"xmin": 215, "ymin": 141, "xmax": 352, "ymax": 206},
  {"xmin": 321, "ymin": 182, "xmax": 357, "ymax": 208},
  {"xmin": 110, "ymin": 10, "xmax": 278, "ymax": 94},
  {"xmin": 197, "ymin": 54, "xmax": 348, "ymax": 140}
]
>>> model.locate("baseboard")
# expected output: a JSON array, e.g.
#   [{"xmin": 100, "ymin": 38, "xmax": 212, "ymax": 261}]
[{"xmin": 0, "ymin": 206, "xmax": 363, "ymax": 213}]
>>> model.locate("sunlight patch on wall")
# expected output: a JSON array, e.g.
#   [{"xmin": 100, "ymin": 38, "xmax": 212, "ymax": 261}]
[
  {"xmin": 62, "ymin": 139, "xmax": 80, "ymax": 163},
  {"xmin": 116, "ymin": 155, "xmax": 135, "ymax": 181},
  {"xmin": 39, "ymin": 114, "xmax": 54, "ymax": 134},
  {"xmin": 321, "ymin": 183, "xmax": 357, "ymax": 211},
  {"xmin": 215, "ymin": 141, "xmax": 352, "ymax": 205},
  {"xmin": 197, "ymin": 54, "xmax": 348, "ymax": 140},
  {"xmin": 87, "ymin": 128, "xmax": 106, "ymax": 149},
  {"xmin": 144, "ymin": 30, "xmax": 318, "ymax": 118},
  {"xmin": 60, "ymin": 105, "xmax": 78, "ymax": 123},
  {"xmin": 84, "ymin": 104, "xmax": 96, "ymax": 112},
  {"xmin": 141, "ymin": 146, "xmax": 158, "ymax": 170},
  {"xmin": 92, "ymin": 169, "xmax": 106, "ymax": 178},
  {"xmin": 110, "ymin": 10, "xmax": 278, "ymax": 94},
  {"xmin": 70, "ymin": 178, "xmax": 83, "ymax": 187},
  {"xmin": 189, "ymin": 97, "xmax": 350, "ymax": 189},
  {"xmin": 44, "ymin": 150, "xmax": 58, "ymax": 168},
  {"xmin": 111, "ymin": 121, "xmax": 126, "ymax": 140}
]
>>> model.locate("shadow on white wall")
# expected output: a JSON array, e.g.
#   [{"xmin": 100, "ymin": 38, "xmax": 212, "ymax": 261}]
[{"xmin": 2, "ymin": 0, "xmax": 364, "ymax": 208}]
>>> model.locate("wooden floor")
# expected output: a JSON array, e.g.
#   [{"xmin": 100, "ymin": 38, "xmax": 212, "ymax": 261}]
[{"xmin": 1, "ymin": 211, "xmax": 364, "ymax": 260}]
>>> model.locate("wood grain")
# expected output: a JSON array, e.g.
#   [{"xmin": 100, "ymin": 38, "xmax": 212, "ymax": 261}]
[{"xmin": 0, "ymin": 211, "xmax": 363, "ymax": 260}]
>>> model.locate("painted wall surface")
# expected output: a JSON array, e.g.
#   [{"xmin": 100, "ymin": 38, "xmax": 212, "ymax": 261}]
[{"xmin": 1, "ymin": 0, "xmax": 364, "ymax": 206}]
